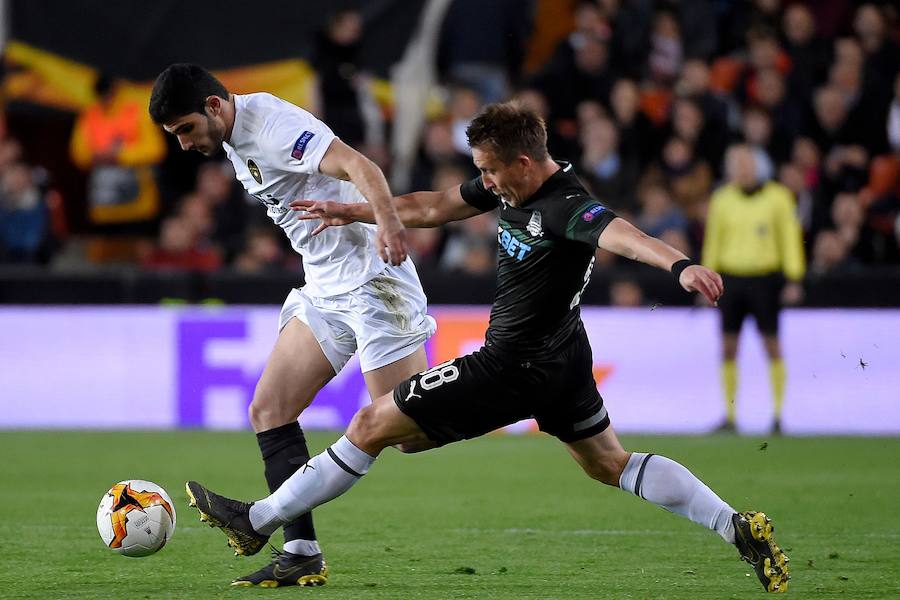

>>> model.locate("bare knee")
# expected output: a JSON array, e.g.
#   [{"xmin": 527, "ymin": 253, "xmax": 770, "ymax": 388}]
[
  {"xmin": 346, "ymin": 404, "xmax": 389, "ymax": 452},
  {"xmin": 581, "ymin": 451, "xmax": 630, "ymax": 487},
  {"xmin": 248, "ymin": 391, "xmax": 303, "ymax": 432}
]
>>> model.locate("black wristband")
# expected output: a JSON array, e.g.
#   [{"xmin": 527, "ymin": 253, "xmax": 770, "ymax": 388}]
[{"xmin": 670, "ymin": 259, "xmax": 696, "ymax": 284}]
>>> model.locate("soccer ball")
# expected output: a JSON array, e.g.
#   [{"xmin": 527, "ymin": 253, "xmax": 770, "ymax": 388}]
[{"xmin": 96, "ymin": 480, "xmax": 176, "ymax": 557}]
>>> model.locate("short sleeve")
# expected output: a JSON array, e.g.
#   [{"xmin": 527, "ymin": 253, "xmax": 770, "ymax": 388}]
[
  {"xmin": 459, "ymin": 176, "xmax": 501, "ymax": 211},
  {"xmin": 543, "ymin": 193, "xmax": 617, "ymax": 247},
  {"xmin": 260, "ymin": 107, "xmax": 336, "ymax": 176}
]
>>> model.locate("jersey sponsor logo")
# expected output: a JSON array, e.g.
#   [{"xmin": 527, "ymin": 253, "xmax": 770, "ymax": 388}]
[
  {"xmin": 582, "ymin": 204, "xmax": 606, "ymax": 222},
  {"xmin": 291, "ymin": 131, "xmax": 316, "ymax": 160},
  {"xmin": 498, "ymin": 226, "xmax": 533, "ymax": 261},
  {"xmin": 247, "ymin": 159, "xmax": 262, "ymax": 184},
  {"xmin": 252, "ymin": 193, "xmax": 289, "ymax": 214},
  {"xmin": 526, "ymin": 211, "xmax": 543, "ymax": 237}
]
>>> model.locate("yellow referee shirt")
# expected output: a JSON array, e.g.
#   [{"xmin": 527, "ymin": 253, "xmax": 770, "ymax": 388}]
[{"xmin": 702, "ymin": 181, "xmax": 805, "ymax": 280}]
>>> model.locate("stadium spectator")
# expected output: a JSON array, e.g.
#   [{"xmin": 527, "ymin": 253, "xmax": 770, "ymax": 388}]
[
  {"xmin": 311, "ymin": 8, "xmax": 382, "ymax": 156},
  {"xmin": 193, "ymin": 161, "xmax": 255, "ymax": 263},
  {"xmin": 140, "ymin": 215, "xmax": 221, "ymax": 272},
  {"xmin": 447, "ymin": 85, "xmax": 484, "ymax": 157},
  {"xmin": 853, "ymin": 3, "xmax": 900, "ymax": 94},
  {"xmin": 674, "ymin": 59, "xmax": 729, "ymax": 142},
  {"xmin": 409, "ymin": 118, "xmax": 474, "ymax": 193},
  {"xmin": 646, "ymin": 8, "xmax": 683, "ymax": 85},
  {"xmin": 608, "ymin": 78, "xmax": 660, "ymax": 168},
  {"xmin": 233, "ymin": 226, "xmax": 291, "ymax": 273},
  {"xmin": 577, "ymin": 116, "xmax": 639, "ymax": 211},
  {"xmin": 68, "ymin": 74, "xmax": 165, "ymax": 229},
  {"xmin": 636, "ymin": 184, "xmax": 689, "ymax": 242},
  {"xmin": 641, "ymin": 135, "xmax": 712, "ymax": 222},
  {"xmin": 781, "ymin": 3, "xmax": 830, "ymax": 102},
  {"xmin": 702, "ymin": 144, "xmax": 805, "ymax": 434},
  {"xmin": 667, "ymin": 96, "xmax": 727, "ymax": 176},
  {"xmin": 603, "ymin": 0, "xmax": 651, "ymax": 79},
  {"xmin": 810, "ymin": 229, "xmax": 856, "ymax": 275},
  {"xmin": 754, "ymin": 67, "xmax": 808, "ymax": 150},
  {"xmin": 0, "ymin": 162, "xmax": 48, "ymax": 263},
  {"xmin": 739, "ymin": 106, "xmax": 778, "ymax": 180},
  {"xmin": 530, "ymin": 24, "xmax": 616, "ymax": 122},
  {"xmin": 437, "ymin": 0, "xmax": 533, "ymax": 104}
]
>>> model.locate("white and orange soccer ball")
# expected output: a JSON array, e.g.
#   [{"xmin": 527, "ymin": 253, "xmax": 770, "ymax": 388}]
[{"xmin": 96, "ymin": 480, "xmax": 176, "ymax": 557}]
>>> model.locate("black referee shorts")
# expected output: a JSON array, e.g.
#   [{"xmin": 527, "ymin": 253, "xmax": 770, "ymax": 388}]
[
  {"xmin": 392, "ymin": 327, "xmax": 610, "ymax": 446},
  {"xmin": 719, "ymin": 273, "xmax": 783, "ymax": 335}
]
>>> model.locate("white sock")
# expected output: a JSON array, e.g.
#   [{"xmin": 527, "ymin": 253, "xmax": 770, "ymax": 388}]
[
  {"xmin": 249, "ymin": 436, "xmax": 376, "ymax": 536},
  {"xmin": 619, "ymin": 452, "xmax": 736, "ymax": 544},
  {"xmin": 283, "ymin": 539, "xmax": 321, "ymax": 556}
]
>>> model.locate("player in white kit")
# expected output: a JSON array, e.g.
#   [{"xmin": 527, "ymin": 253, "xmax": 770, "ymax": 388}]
[{"xmin": 149, "ymin": 64, "xmax": 436, "ymax": 587}]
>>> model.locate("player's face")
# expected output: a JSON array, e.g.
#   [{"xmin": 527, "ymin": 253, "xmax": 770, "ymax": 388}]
[
  {"xmin": 472, "ymin": 147, "xmax": 529, "ymax": 206},
  {"xmin": 163, "ymin": 105, "xmax": 225, "ymax": 156}
]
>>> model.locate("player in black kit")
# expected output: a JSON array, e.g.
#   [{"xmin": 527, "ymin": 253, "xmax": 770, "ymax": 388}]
[{"xmin": 186, "ymin": 103, "xmax": 791, "ymax": 593}]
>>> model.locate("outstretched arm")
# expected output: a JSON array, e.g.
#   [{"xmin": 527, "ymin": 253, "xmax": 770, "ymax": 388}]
[
  {"xmin": 291, "ymin": 184, "xmax": 485, "ymax": 234},
  {"xmin": 317, "ymin": 138, "xmax": 407, "ymax": 264},
  {"xmin": 598, "ymin": 217, "xmax": 724, "ymax": 305}
]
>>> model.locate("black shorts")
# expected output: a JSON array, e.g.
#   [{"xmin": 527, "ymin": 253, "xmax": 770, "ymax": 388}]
[
  {"xmin": 393, "ymin": 327, "xmax": 610, "ymax": 445},
  {"xmin": 719, "ymin": 273, "xmax": 783, "ymax": 335}
]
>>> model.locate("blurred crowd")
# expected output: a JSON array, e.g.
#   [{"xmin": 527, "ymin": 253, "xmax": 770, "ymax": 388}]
[{"xmin": 1, "ymin": 0, "xmax": 899, "ymax": 306}]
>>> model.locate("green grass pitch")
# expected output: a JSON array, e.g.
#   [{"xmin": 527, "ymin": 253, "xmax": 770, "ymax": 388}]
[{"xmin": 1, "ymin": 431, "xmax": 898, "ymax": 599}]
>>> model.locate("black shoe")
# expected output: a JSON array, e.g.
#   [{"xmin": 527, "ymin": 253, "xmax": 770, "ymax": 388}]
[
  {"xmin": 185, "ymin": 481, "xmax": 269, "ymax": 556},
  {"xmin": 715, "ymin": 420, "xmax": 737, "ymax": 433},
  {"xmin": 231, "ymin": 548, "xmax": 329, "ymax": 588},
  {"xmin": 733, "ymin": 511, "xmax": 790, "ymax": 593}
]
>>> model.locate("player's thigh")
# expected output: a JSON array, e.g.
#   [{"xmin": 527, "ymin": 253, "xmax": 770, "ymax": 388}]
[
  {"xmin": 251, "ymin": 317, "xmax": 336, "ymax": 429},
  {"xmin": 564, "ymin": 425, "xmax": 630, "ymax": 485},
  {"xmin": 363, "ymin": 346, "xmax": 429, "ymax": 400},
  {"xmin": 393, "ymin": 350, "xmax": 534, "ymax": 446},
  {"xmin": 353, "ymin": 266, "xmax": 436, "ymax": 395}
]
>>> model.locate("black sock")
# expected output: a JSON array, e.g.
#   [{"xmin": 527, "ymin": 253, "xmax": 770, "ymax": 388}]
[{"xmin": 256, "ymin": 421, "xmax": 316, "ymax": 544}]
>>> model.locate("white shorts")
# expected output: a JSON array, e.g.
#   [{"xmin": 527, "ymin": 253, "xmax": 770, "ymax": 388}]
[{"xmin": 278, "ymin": 260, "xmax": 436, "ymax": 373}]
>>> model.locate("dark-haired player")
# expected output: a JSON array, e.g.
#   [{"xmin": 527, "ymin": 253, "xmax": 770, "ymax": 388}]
[{"xmin": 150, "ymin": 63, "xmax": 437, "ymax": 587}]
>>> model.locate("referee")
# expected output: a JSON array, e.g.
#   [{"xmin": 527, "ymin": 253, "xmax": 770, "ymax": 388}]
[{"xmin": 702, "ymin": 144, "xmax": 805, "ymax": 434}]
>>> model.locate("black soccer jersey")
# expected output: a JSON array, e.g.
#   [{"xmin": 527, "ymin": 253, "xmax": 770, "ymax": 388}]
[{"xmin": 459, "ymin": 161, "xmax": 617, "ymax": 358}]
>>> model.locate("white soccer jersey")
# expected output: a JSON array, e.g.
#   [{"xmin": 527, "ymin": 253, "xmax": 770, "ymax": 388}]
[{"xmin": 223, "ymin": 93, "xmax": 386, "ymax": 297}]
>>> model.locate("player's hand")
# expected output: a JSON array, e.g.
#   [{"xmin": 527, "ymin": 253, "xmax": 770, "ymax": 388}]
[
  {"xmin": 781, "ymin": 281, "xmax": 804, "ymax": 305},
  {"xmin": 290, "ymin": 199, "xmax": 353, "ymax": 236},
  {"xmin": 375, "ymin": 214, "xmax": 408, "ymax": 265},
  {"xmin": 679, "ymin": 265, "xmax": 724, "ymax": 306}
]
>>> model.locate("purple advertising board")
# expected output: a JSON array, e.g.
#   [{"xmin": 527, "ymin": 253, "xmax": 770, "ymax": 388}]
[{"xmin": 1, "ymin": 306, "xmax": 897, "ymax": 434}]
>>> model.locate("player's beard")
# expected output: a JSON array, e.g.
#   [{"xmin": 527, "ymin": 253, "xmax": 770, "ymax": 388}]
[{"xmin": 201, "ymin": 115, "xmax": 226, "ymax": 156}]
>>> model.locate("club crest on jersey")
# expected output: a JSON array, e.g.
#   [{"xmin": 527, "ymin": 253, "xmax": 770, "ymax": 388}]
[
  {"xmin": 247, "ymin": 159, "xmax": 262, "ymax": 184},
  {"xmin": 291, "ymin": 131, "xmax": 315, "ymax": 160},
  {"xmin": 526, "ymin": 211, "xmax": 543, "ymax": 237},
  {"xmin": 582, "ymin": 204, "xmax": 606, "ymax": 222}
]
